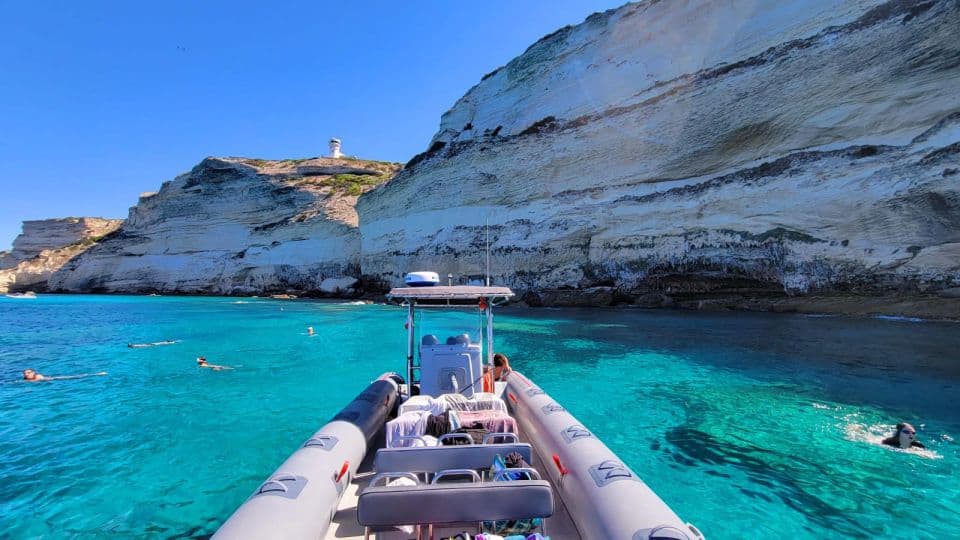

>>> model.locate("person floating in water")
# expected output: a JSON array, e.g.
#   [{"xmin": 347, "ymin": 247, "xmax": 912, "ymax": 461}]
[
  {"xmin": 196, "ymin": 357, "xmax": 233, "ymax": 371},
  {"xmin": 22, "ymin": 369, "xmax": 107, "ymax": 382},
  {"xmin": 882, "ymin": 422, "xmax": 925, "ymax": 449},
  {"xmin": 128, "ymin": 340, "xmax": 178, "ymax": 348},
  {"xmin": 307, "ymin": 326, "xmax": 315, "ymax": 336}
]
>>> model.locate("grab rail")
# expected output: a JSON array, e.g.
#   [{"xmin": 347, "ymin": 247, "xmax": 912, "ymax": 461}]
[
  {"xmin": 368, "ymin": 472, "xmax": 420, "ymax": 487},
  {"xmin": 493, "ymin": 467, "xmax": 541, "ymax": 481},
  {"xmin": 394, "ymin": 435, "xmax": 430, "ymax": 447},
  {"xmin": 483, "ymin": 432, "xmax": 519, "ymax": 444},
  {"xmin": 257, "ymin": 480, "xmax": 289, "ymax": 494},
  {"xmin": 431, "ymin": 469, "xmax": 481, "ymax": 484},
  {"xmin": 438, "ymin": 433, "xmax": 474, "ymax": 445}
]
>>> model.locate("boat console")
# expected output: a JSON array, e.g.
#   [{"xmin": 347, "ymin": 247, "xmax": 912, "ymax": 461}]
[{"xmin": 419, "ymin": 334, "xmax": 482, "ymax": 397}]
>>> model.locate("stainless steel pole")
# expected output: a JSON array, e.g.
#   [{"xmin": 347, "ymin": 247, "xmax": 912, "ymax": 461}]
[{"xmin": 406, "ymin": 302, "xmax": 415, "ymax": 393}]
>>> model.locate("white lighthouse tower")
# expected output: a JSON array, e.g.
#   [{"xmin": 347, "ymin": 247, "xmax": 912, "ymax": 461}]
[{"xmin": 329, "ymin": 138, "xmax": 342, "ymax": 159}]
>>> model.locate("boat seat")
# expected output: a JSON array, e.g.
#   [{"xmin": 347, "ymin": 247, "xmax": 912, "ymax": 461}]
[
  {"xmin": 374, "ymin": 443, "xmax": 532, "ymax": 475},
  {"xmin": 357, "ymin": 480, "xmax": 554, "ymax": 527}
]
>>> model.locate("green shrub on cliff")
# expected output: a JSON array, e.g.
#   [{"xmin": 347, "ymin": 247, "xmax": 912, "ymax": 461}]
[{"xmin": 321, "ymin": 173, "xmax": 392, "ymax": 195}]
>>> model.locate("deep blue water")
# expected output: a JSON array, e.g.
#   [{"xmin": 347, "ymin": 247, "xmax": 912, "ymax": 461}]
[{"xmin": 0, "ymin": 295, "xmax": 957, "ymax": 539}]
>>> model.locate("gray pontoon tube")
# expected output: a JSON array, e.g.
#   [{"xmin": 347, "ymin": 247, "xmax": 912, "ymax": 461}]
[
  {"xmin": 213, "ymin": 375, "xmax": 400, "ymax": 540},
  {"xmin": 506, "ymin": 371, "xmax": 704, "ymax": 540}
]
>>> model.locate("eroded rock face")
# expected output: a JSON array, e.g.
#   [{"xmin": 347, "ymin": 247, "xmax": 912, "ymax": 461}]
[
  {"xmin": 0, "ymin": 218, "xmax": 123, "ymax": 292},
  {"xmin": 1, "ymin": 218, "xmax": 121, "ymax": 269},
  {"xmin": 48, "ymin": 157, "xmax": 400, "ymax": 295},
  {"xmin": 358, "ymin": 0, "xmax": 960, "ymax": 306}
]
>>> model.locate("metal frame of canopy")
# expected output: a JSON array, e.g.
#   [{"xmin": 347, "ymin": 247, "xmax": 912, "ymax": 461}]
[{"xmin": 386, "ymin": 286, "xmax": 515, "ymax": 394}]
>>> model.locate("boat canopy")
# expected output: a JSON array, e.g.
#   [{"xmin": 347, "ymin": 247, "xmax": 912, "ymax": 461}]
[
  {"xmin": 388, "ymin": 285, "xmax": 514, "ymax": 387},
  {"xmin": 387, "ymin": 285, "xmax": 514, "ymax": 303}
]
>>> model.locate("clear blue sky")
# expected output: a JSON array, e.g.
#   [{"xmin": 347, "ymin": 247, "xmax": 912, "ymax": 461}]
[{"xmin": 0, "ymin": 0, "xmax": 618, "ymax": 250}]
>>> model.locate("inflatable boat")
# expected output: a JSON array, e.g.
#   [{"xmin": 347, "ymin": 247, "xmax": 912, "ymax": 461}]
[{"xmin": 214, "ymin": 285, "xmax": 703, "ymax": 540}]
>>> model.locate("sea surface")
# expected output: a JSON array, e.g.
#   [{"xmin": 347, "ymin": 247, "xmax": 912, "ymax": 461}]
[{"xmin": 0, "ymin": 295, "xmax": 957, "ymax": 539}]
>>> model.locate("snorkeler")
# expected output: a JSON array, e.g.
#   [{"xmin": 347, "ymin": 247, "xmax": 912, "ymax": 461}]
[
  {"xmin": 196, "ymin": 357, "xmax": 233, "ymax": 371},
  {"xmin": 882, "ymin": 422, "xmax": 925, "ymax": 449},
  {"xmin": 22, "ymin": 369, "xmax": 107, "ymax": 382}
]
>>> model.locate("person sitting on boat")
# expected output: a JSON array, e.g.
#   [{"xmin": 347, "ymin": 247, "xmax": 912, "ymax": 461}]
[
  {"xmin": 882, "ymin": 422, "xmax": 925, "ymax": 449},
  {"xmin": 22, "ymin": 369, "xmax": 107, "ymax": 382},
  {"xmin": 197, "ymin": 357, "xmax": 233, "ymax": 371},
  {"xmin": 493, "ymin": 353, "xmax": 512, "ymax": 381}
]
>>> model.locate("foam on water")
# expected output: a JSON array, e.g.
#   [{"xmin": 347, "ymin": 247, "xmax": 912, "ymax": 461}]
[
  {"xmin": 0, "ymin": 296, "xmax": 958, "ymax": 539},
  {"xmin": 872, "ymin": 315, "xmax": 926, "ymax": 323}
]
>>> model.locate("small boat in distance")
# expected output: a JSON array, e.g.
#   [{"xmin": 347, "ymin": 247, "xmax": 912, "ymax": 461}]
[
  {"xmin": 214, "ymin": 281, "xmax": 702, "ymax": 539},
  {"xmin": 5, "ymin": 291, "xmax": 37, "ymax": 299}
]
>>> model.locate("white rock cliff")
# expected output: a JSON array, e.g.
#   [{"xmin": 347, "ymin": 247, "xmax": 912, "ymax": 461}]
[
  {"xmin": 10, "ymin": 0, "xmax": 959, "ymax": 317},
  {"xmin": 357, "ymin": 0, "xmax": 960, "ymax": 310},
  {"xmin": 47, "ymin": 158, "xmax": 400, "ymax": 295},
  {"xmin": 0, "ymin": 218, "xmax": 122, "ymax": 293}
]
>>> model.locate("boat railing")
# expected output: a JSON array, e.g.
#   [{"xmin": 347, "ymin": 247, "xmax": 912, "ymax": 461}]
[
  {"xmin": 482, "ymin": 432, "xmax": 519, "ymax": 444},
  {"xmin": 430, "ymin": 469, "xmax": 482, "ymax": 484},
  {"xmin": 493, "ymin": 467, "xmax": 541, "ymax": 481},
  {"xmin": 437, "ymin": 433, "xmax": 474, "ymax": 445}
]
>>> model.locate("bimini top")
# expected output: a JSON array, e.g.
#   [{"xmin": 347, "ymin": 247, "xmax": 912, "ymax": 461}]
[{"xmin": 386, "ymin": 285, "xmax": 514, "ymax": 302}]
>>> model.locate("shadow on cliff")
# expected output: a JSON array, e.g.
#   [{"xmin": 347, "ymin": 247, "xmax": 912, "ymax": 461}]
[{"xmin": 41, "ymin": 228, "xmax": 130, "ymax": 294}]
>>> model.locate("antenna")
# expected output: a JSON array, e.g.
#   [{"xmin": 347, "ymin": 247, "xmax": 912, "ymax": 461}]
[{"xmin": 485, "ymin": 217, "xmax": 490, "ymax": 286}]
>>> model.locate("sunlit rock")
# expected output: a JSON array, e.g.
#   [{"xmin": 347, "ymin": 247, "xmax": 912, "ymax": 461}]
[
  {"xmin": 47, "ymin": 157, "xmax": 400, "ymax": 295},
  {"xmin": 0, "ymin": 218, "xmax": 122, "ymax": 293},
  {"xmin": 358, "ymin": 0, "xmax": 960, "ymax": 308}
]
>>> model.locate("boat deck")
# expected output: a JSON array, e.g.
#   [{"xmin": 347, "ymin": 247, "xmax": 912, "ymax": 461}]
[{"xmin": 323, "ymin": 395, "xmax": 582, "ymax": 540}]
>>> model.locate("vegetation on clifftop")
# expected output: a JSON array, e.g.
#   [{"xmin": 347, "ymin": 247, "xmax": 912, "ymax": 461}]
[{"xmin": 323, "ymin": 173, "xmax": 393, "ymax": 196}]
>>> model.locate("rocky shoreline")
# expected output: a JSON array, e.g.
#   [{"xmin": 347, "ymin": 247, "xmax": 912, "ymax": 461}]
[
  {"xmin": 16, "ymin": 288, "xmax": 958, "ymax": 322},
  {"xmin": 3, "ymin": 0, "xmax": 959, "ymax": 321},
  {"xmin": 522, "ymin": 289, "xmax": 960, "ymax": 321}
]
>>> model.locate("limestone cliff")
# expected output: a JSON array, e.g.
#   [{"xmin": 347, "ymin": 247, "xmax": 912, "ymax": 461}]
[
  {"xmin": 357, "ymin": 0, "xmax": 960, "ymax": 312},
  {"xmin": 0, "ymin": 218, "xmax": 122, "ymax": 293},
  {"xmin": 47, "ymin": 157, "xmax": 401, "ymax": 295}
]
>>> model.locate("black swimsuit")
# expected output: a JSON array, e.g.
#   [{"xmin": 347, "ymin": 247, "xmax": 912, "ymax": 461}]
[{"xmin": 881, "ymin": 437, "xmax": 925, "ymax": 449}]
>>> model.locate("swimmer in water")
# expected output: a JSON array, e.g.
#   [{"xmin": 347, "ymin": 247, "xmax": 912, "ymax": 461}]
[
  {"xmin": 22, "ymin": 369, "xmax": 107, "ymax": 382},
  {"xmin": 22, "ymin": 369, "xmax": 46, "ymax": 381},
  {"xmin": 128, "ymin": 340, "xmax": 178, "ymax": 348},
  {"xmin": 307, "ymin": 326, "xmax": 315, "ymax": 336},
  {"xmin": 882, "ymin": 422, "xmax": 926, "ymax": 449},
  {"xmin": 196, "ymin": 357, "xmax": 233, "ymax": 371}
]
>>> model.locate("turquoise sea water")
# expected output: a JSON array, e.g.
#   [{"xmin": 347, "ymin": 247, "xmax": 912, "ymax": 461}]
[{"xmin": 0, "ymin": 295, "xmax": 958, "ymax": 539}]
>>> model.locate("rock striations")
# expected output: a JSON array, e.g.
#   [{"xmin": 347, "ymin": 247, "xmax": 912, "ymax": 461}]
[
  {"xmin": 357, "ymin": 0, "xmax": 960, "ymax": 312},
  {"xmin": 46, "ymin": 157, "xmax": 400, "ymax": 295},
  {"xmin": 0, "ymin": 218, "xmax": 122, "ymax": 293},
  {"xmin": 7, "ymin": 0, "xmax": 959, "ymax": 317}
]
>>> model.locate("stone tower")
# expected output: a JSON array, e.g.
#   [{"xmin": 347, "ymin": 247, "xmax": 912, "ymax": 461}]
[{"xmin": 329, "ymin": 138, "xmax": 342, "ymax": 159}]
